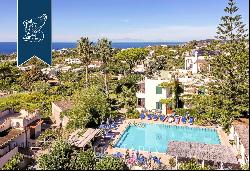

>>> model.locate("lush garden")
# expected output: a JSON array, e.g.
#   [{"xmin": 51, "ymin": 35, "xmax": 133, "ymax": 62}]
[{"xmin": 38, "ymin": 140, "xmax": 129, "ymax": 170}]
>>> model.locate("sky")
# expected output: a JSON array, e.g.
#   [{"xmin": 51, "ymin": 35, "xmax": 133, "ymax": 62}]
[{"xmin": 0, "ymin": 0, "xmax": 249, "ymax": 42}]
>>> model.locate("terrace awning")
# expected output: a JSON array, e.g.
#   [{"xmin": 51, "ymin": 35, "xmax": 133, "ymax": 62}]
[
  {"xmin": 167, "ymin": 141, "xmax": 238, "ymax": 164},
  {"xmin": 68, "ymin": 128, "xmax": 101, "ymax": 148}
]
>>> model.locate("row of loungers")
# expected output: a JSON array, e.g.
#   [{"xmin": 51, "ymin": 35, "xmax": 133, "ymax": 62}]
[{"xmin": 139, "ymin": 113, "xmax": 194, "ymax": 125}]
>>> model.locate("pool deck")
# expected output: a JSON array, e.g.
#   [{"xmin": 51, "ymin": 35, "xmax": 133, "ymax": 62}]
[{"xmin": 106, "ymin": 118, "xmax": 235, "ymax": 166}]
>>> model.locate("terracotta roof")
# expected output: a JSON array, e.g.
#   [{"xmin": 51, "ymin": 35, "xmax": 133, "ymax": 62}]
[
  {"xmin": 28, "ymin": 119, "xmax": 43, "ymax": 128},
  {"xmin": 53, "ymin": 100, "xmax": 73, "ymax": 111},
  {"xmin": 0, "ymin": 129, "xmax": 25, "ymax": 147},
  {"xmin": 167, "ymin": 141, "xmax": 239, "ymax": 164},
  {"xmin": 233, "ymin": 119, "xmax": 249, "ymax": 156}
]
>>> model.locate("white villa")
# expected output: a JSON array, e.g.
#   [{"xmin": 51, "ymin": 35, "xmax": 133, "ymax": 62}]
[
  {"xmin": 135, "ymin": 49, "xmax": 215, "ymax": 113},
  {"xmin": 184, "ymin": 50, "xmax": 211, "ymax": 74},
  {"xmin": 136, "ymin": 71, "xmax": 172, "ymax": 115},
  {"xmin": 0, "ymin": 109, "xmax": 42, "ymax": 168}
]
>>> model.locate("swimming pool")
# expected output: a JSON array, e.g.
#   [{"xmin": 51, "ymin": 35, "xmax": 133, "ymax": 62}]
[{"xmin": 114, "ymin": 123, "xmax": 220, "ymax": 153}]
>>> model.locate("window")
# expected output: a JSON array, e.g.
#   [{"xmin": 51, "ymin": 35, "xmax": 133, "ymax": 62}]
[
  {"xmin": 156, "ymin": 86, "xmax": 162, "ymax": 94},
  {"xmin": 156, "ymin": 102, "xmax": 162, "ymax": 110}
]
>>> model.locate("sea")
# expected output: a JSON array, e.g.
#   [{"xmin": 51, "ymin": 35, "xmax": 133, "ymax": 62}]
[{"xmin": 0, "ymin": 42, "xmax": 185, "ymax": 55}]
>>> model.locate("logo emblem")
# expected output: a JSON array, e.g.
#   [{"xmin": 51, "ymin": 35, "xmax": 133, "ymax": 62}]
[{"xmin": 23, "ymin": 14, "xmax": 47, "ymax": 43}]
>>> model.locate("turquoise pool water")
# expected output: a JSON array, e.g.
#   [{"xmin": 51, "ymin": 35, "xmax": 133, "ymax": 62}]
[{"xmin": 114, "ymin": 123, "xmax": 220, "ymax": 153}]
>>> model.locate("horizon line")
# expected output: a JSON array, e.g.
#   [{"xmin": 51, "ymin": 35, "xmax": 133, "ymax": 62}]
[{"xmin": 0, "ymin": 41, "xmax": 187, "ymax": 43}]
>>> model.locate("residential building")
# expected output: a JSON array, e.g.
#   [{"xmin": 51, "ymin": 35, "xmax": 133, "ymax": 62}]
[
  {"xmin": 51, "ymin": 100, "xmax": 73, "ymax": 128},
  {"xmin": 88, "ymin": 60, "xmax": 103, "ymax": 69},
  {"xmin": 136, "ymin": 71, "xmax": 172, "ymax": 114},
  {"xmin": 185, "ymin": 50, "xmax": 211, "ymax": 74},
  {"xmin": 229, "ymin": 118, "xmax": 249, "ymax": 165},
  {"xmin": 0, "ymin": 109, "xmax": 42, "ymax": 168},
  {"xmin": 65, "ymin": 58, "xmax": 82, "ymax": 64}
]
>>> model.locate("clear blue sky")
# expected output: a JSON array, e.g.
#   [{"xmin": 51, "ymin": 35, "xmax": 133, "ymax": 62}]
[{"xmin": 0, "ymin": 0, "xmax": 249, "ymax": 42}]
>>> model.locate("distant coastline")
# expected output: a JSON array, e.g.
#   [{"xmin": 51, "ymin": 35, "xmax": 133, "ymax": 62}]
[{"xmin": 0, "ymin": 42, "xmax": 185, "ymax": 55}]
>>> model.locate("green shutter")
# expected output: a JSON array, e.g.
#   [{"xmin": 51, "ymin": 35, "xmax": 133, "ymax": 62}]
[
  {"xmin": 156, "ymin": 86, "xmax": 162, "ymax": 94},
  {"xmin": 159, "ymin": 102, "xmax": 162, "ymax": 110},
  {"xmin": 156, "ymin": 102, "xmax": 162, "ymax": 110}
]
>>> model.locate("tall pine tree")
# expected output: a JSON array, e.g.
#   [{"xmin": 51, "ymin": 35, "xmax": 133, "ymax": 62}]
[{"xmin": 208, "ymin": 0, "xmax": 249, "ymax": 129}]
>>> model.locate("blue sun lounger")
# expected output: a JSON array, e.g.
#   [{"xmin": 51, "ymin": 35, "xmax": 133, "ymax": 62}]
[
  {"xmin": 153, "ymin": 156, "xmax": 161, "ymax": 164},
  {"xmin": 181, "ymin": 116, "xmax": 187, "ymax": 124},
  {"xmin": 113, "ymin": 152, "xmax": 123, "ymax": 158},
  {"xmin": 140, "ymin": 113, "xmax": 146, "ymax": 120},
  {"xmin": 159, "ymin": 115, "xmax": 167, "ymax": 122},
  {"xmin": 148, "ymin": 114, "xmax": 152, "ymax": 120},
  {"xmin": 189, "ymin": 117, "xmax": 194, "ymax": 125},
  {"xmin": 137, "ymin": 156, "xmax": 146, "ymax": 165},
  {"xmin": 153, "ymin": 114, "xmax": 158, "ymax": 121}
]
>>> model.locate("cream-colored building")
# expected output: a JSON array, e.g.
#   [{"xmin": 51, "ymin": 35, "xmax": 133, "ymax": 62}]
[
  {"xmin": 0, "ymin": 109, "xmax": 42, "ymax": 168},
  {"xmin": 51, "ymin": 100, "xmax": 73, "ymax": 128}
]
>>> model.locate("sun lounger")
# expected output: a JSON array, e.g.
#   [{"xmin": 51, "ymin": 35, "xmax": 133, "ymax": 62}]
[
  {"xmin": 159, "ymin": 115, "xmax": 167, "ymax": 122},
  {"xmin": 168, "ymin": 116, "xmax": 174, "ymax": 123},
  {"xmin": 153, "ymin": 114, "xmax": 158, "ymax": 121},
  {"xmin": 103, "ymin": 132, "xmax": 115, "ymax": 139},
  {"xmin": 181, "ymin": 116, "xmax": 187, "ymax": 124},
  {"xmin": 140, "ymin": 113, "xmax": 146, "ymax": 120},
  {"xmin": 152, "ymin": 156, "xmax": 161, "ymax": 165},
  {"xmin": 147, "ymin": 114, "xmax": 152, "ymax": 120},
  {"xmin": 137, "ymin": 156, "xmax": 146, "ymax": 165},
  {"xmin": 113, "ymin": 152, "xmax": 123, "ymax": 158},
  {"xmin": 189, "ymin": 117, "xmax": 194, "ymax": 125},
  {"xmin": 175, "ymin": 116, "xmax": 180, "ymax": 124},
  {"xmin": 109, "ymin": 123, "xmax": 117, "ymax": 129}
]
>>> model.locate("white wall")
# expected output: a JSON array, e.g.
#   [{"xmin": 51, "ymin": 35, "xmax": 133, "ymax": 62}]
[
  {"xmin": 12, "ymin": 132, "xmax": 26, "ymax": 148},
  {"xmin": 51, "ymin": 103, "xmax": 62, "ymax": 126},
  {"xmin": 11, "ymin": 118, "xmax": 24, "ymax": 129},
  {"xmin": 144, "ymin": 78, "xmax": 169, "ymax": 114}
]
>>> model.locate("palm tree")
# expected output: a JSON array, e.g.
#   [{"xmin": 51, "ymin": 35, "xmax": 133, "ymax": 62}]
[
  {"xmin": 77, "ymin": 37, "xmax": 94, "ymax": 86},
  {"xmin": 95, "ymin": 38, "xmax": 113, "ymax": 95}
]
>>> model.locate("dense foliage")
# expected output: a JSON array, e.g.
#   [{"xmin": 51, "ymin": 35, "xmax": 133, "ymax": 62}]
[
  {"xmin": 184, "ymin": 0, "xmax": 249, "ymax": 131},
  {"xmin": 38, "ymin": 140, "xmax": 128, "ymax": 170},
  {"xmin": 0, "ymin": 92, "xmax": 59, "ymax": 117},
  {"xmin": 38, "ymin": 140, "xmax": 73, "ymax": 170},
  {"xmin": 0, "ymin": 62, "xmax": 20, "ymax": 91},
  {"xmin": 95, "ymin": 156, "xmax": 129, "ymax": 170},
  {"xmin": 115, "ymin": 48, "xmax": 149, "ymax": 74},
  {"xmin": 64, "ymin": 85, "xmax": 109, "ymax": 129},
  {"xmin": 178, "ymin": 159, "xmax": 211, "ymax": 170},
  {"xmin": 70, "ymin": 150, "xmax": 97, "ymax": 170}
]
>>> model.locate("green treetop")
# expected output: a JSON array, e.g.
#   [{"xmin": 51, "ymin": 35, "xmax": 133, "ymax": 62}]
[
  {"xmin": 77, "ymin": 37, "xmax": 94, "ymax": 85},
  {"xmin": 115, "ymin": 48, "xmax": 149, "ymax": 74}
]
